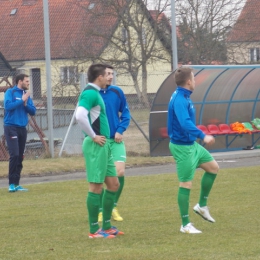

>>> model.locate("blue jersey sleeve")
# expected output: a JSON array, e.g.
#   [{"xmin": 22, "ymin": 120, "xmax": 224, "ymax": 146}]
[{"xmin": 116, "ymin": 89, "xmax": 131, "ymax": 134}]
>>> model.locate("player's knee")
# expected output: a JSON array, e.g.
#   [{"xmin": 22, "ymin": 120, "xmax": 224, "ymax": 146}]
[
  {"xmin": 117, "ymin": 168, "xmax": 125, "ymax": 177},
  {"xmin": 115, "ymin": 180, "xmax": 120, "ymax": 190},
  {"xmin": 107, "ymin": 179, "xmax": 120, "ymax": 192},
  {"xmin": 179, "ymin": 181, "xmax": 192, "ymax": 189},
  {"xmin": 211, "ymin": 161, "xmax": 219, "ymax": 174}
]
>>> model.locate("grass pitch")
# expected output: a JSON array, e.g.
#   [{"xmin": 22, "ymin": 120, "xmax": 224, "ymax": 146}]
[{"xmin": 0, "ymin": 166, "xmax": 260, "ymax": 260}]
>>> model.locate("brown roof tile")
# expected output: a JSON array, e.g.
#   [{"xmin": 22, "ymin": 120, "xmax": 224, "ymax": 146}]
[
  {"xmin": 0, "ymin": 0, "xmax": 120, "ymax": 62},
  {"xmin": 228, "ymin": 0, "xmax": 260, "ymax": 42}
]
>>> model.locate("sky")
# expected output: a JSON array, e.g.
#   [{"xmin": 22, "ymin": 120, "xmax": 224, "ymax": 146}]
[{"xmin": 146, "ymin": 0, "xmax": 247, "ymax": 19}]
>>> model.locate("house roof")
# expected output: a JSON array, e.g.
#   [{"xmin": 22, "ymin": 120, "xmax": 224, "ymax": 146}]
[
  {"xmin": 227, "ymin": 0, "xmax": 260, "ymax": 42},
  {"xmin": 0, "ymin": 52, "xmax": 14, "ymax": 71},
  {"xmin": 0, "ymin": 0, "xmax": 120, "ymax": 62},
  {"xmin": 148, "ymin": 10, "xmax": 172, "ymax": 53},
  {"xmin": 149, "ymin": 11, "xmax": 171, "ymax": 29},
  {"xmin": 0, "ymin": 52, "xmax": 16, "ymax": 78}
]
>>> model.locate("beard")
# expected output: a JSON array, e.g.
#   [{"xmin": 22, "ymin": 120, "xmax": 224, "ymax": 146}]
[{"xmin": 21, "ymin": 83, "xmax": 29, "ymax": 90}]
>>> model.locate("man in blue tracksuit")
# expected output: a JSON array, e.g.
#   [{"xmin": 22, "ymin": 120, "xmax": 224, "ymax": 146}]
[
  {"xmin": 4, "ymin": 74, "xmax": 36, "ymax": 192},
  {"xmin": 167, "ymin": 67, "xmax": 219, "ymax": 234},
  {"xmin": 98, "ymin": 65, "xmax": 131, "ymax": 222}
]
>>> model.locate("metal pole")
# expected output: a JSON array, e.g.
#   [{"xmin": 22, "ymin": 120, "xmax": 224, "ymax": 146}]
[
  {"xmin": 131, "ymin": 116, "xmax": 149, "ymax": 142},
  {"xmin": 112, "ymin": 70, "xmax": 117, "ymax": 85},
  {"xmin": 58, "ymin": 106, "xmax": 78, "ymax": 157},
  {"xmin": 80, "ymin": 71, "xmax": 86, "ymax": 92},
  {"xmin": 58, "ymin": 73, "xmax": 86, "ymax": 157},
  {"xmin": 171, "ymin": 0, "xmax": 178, "ymax": 71},
  {"xmin": 43, "ymin": 0, "xmax": 54, "ymax": 157}
]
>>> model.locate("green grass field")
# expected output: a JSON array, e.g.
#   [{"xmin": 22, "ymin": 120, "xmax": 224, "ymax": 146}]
[
  {"xmin": 0, "ymin": 156, "xmax": 174, "ymax": 178},
  {"xmin": 1, "ymin": 166, "xmax": 260, "ymax": 260}
]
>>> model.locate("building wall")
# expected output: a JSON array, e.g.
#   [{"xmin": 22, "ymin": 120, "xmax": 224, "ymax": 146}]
[{"xmin": 227, "ymin": 42, "xmax": 260, "ymax": 64}]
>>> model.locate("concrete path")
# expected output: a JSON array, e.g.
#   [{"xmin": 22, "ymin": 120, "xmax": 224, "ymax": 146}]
[{"xmin": 0, "ymin": 149, "xmax": 259, "ymax": 189}]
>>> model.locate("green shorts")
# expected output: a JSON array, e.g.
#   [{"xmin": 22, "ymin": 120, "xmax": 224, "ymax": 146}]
[
  {"xmin": 107, "ymin": 139, "xmax": 126, "ymax": 163},
  {"xmin": 169, "ymin": 142, "xmax": 213, "ymax": 182},
  {"xmin": 82, "ymin": 136, "xmax": 116, "ymax": 183}
]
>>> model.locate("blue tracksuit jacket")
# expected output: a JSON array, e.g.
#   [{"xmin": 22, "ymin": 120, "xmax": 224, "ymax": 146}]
[
  {"xmin": 167, "ymin": 86, "xmax": 205, "ymax": 145},
  {"xmin": 4, "ymin": 86, "xmax": 36, "ymax": 127},
  {"xmin": 100, "ymin": 85, "xmax": 131, "ymax": 138}
]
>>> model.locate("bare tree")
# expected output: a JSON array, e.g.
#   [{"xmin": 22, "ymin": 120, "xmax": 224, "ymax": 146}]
[
  {"xmin": 69, "ymin": 0, "xmax": 171, "ymax": 108},
  {"xmin": 175, "ymin": 0, "xmax": 245, "ymax": 64}
]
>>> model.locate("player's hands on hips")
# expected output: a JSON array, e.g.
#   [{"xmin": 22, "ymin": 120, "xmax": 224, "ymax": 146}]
[
  {"xmin": 203, "ymin": 135, "xmax": 215, "ymax": 145},
  {"xmin": 93, "ymin": 135, "xmax": 106, "ymax": 146},
  {"xmin": 114, "ymin": 132, "xmax": 123, "ymax": 143}
]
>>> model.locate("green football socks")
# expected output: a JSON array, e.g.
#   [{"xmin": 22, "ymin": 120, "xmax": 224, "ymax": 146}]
[
  {"xmin": 114, "ymin": 176, "xmax": 124, "ymax": 207},
  {"xmin": 87, "ymin": 192, "xmax": 100, "ymax": 234},
  {"xmin": 99, "ymin": 188, "xmax": 104, "ymax": 213},
  {"xmin": 178, "ymin": 187, "xmax": 190, "ymax": 227},
  {"xmin": 102, "ymin": 189, "xmax": 116, "ymax": 230},
  {"xmin": 199, "ymin": 172, "xmax": 217, "ymax": 207}
]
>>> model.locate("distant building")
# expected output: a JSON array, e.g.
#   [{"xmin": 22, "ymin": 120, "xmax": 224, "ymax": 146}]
[
  {"xmin": 227, "ymin": 0, "xmax": 260, "ymax": 64},
  {"xmin": 0, "ymin": 0, "xmax": 172, "ymax": 102}
]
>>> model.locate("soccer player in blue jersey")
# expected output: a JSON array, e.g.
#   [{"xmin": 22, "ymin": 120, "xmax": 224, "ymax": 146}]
[
  {"xmin": 98, "ymin": 65, "xmax": 131, "ymax": 222},
  {"xmin": 167, "ymin": 67, "xmax": 219, "ymax": 234}
]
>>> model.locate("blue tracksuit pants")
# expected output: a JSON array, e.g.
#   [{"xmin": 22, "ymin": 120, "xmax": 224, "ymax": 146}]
[{"xmin": 4, "ymin": 125, "xmax": 27, "ymax": 185}]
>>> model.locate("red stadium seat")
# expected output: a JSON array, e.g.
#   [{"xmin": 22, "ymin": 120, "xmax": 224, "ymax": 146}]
[
  {"xmin": 207, "ymin": 124, "xmax": 223, "ymax": 135},
  {"xmin": 218, "ymin": 124, "xmax": 238, "ymax": 134},
  {"xmin": 159, "ymin": 127, "xmax": 168, "ymax": 138},
  {"xmin": 197, "ymin": 125, "xmax": 210, "ymax": 135},
  {"xmin": 251, "ymin": 126, "xmax": 260, "ymax": 133}
]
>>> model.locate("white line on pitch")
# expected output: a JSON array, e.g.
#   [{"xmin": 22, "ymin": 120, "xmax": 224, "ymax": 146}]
[{"xmin": 216, "ymin": 160, "xmax": 237, "ymax": 163}]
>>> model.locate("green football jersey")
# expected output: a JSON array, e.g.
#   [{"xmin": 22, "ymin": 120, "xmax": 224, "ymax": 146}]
[{"xmin": 78, "ymin": 84, "xmax": 110, "ymax": 138}]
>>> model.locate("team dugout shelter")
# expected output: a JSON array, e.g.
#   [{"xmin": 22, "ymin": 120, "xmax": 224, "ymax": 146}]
[{"xmin": 149, "ymin": 65, "xmax": 260, "ymax": 156}]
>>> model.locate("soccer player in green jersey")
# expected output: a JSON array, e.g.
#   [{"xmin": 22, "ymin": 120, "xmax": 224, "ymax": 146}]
[{"xmin": 76, "ymin": 64, "xmax": 124, "ymax": 239}]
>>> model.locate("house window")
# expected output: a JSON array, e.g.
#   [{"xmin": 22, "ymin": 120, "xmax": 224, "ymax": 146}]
[
  {"xmin": 249, "ymin": 48, "xmax": 260, "ymax": 62},
  {"xmin": 88, "ymin": 3, "xmax": 95, "ymax": 10},
  {"xmin": 137, "ymin": 27, "xmax": 146, "ymax": 45},
  {"xmin": 10, "ymin": 9, "xmax": 18, "ymax": 15},
  {"xmin": 142, "ymin": 27, "xmax": 146, "ymax": 44},
  {"xmin": 60, "ymin": 66, "xmax": 79, "ymax": 84},
  {"xmin": 122, "ymin": 28, "xmax": 128, "ymax": 44}
]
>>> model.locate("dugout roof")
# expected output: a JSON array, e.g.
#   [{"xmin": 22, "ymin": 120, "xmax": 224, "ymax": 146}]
[{"xmin": 149, "ymin": 65, "xmax": 260, "ymax": 156}]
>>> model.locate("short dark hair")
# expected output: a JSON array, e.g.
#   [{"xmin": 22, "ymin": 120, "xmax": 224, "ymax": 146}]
[
  {"xmin": 105, "ymin": 64, "xmax": 114, "ymax": 70},
  {"xmin": 15, "ymin": 74, "xmax": 29, "ymax": 84},
  {"xmin": 174, "ymin": 67, "xmax": 193, "ymax": 87},
  {"xmin": 87, "ymin": 64, "xmax": 107, "ymax": 83}
]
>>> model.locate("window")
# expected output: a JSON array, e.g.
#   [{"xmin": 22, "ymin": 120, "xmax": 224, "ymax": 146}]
[
  {"xmin": 249, "ymin": 48, "xmax": 260, "ymax": 62},
  {"xmin": 22, "ymin": 0, "xmax": 37, "ymax": 6},
  {"xmin": 141, "ymin": 27, "xmax": 146, "ymax": 44},
  {"xmin": 122, "ymin": 28, "xmax": 128, "ymax": 44},
  {"xmin": 10, "ymin": 9, "xmax": 17, "ymax": 15},
  {"xmin": 60, "ymin": 66, "xmax": 79, "ymax": 84},
  {"xmin": 88, "ymin": 3, "xmax": 95, "ymax": 10},
  {"xmin": 138, "ymin": 27, "xmax": 146, "ymax": 45}
]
